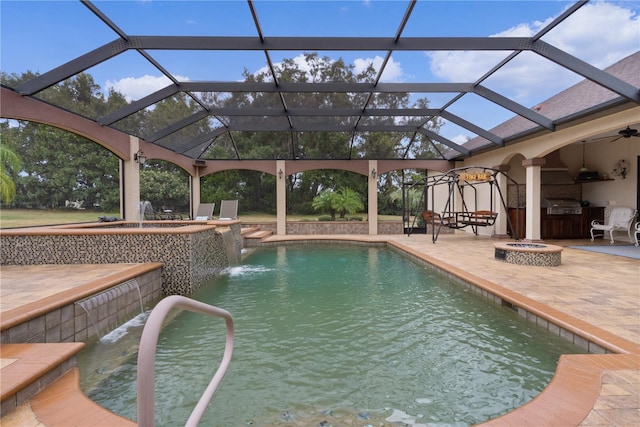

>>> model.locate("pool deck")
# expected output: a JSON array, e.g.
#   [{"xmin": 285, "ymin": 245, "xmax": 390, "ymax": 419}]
[{"xmin": 1, "ymin": 233, "xmax": 639, "ymax": 426}]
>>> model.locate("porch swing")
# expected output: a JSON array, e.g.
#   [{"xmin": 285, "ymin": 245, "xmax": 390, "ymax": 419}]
[{"xmin": 404, "ymin": 166, "xmax": 521, "ymax": 243}]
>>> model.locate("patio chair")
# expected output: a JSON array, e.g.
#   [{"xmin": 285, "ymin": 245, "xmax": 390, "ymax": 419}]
[
  {"xmin": 218, "ymin": 200, "xmax": 238, "ymax": 220},
  {"xmin": 590, "ymin": 206, "xmax": 637, "ymax": 244},
  {"xmin": 194, "ymin": 203, "xmax": 215, "ymax": 220},
  {"xmin": 634, "ymin": 222, "xmax": 640, "ymax": 247}
]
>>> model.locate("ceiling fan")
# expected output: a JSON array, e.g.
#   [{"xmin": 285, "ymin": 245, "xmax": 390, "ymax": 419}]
[
  {"xmin": 617, "ymin": 126, "xmax": 640, "ymax": 138},
  {"xmin": 589, "ymin": 126, "xmax": 640, "ymax": 143}
]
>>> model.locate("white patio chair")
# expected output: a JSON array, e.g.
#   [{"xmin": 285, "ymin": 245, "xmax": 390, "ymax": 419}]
[
  {"xmin": 590, "ymin": 206, "xmax": 637, "ymax": 244},
  {"xmin": 194, "ymin": 203, "xmax": 215, "ymax": 220},
  {"xmin": 634, "ymin": 222, "xmax": 640, "ymax": 247},
  {"xmin": 218, "ymin": 200, "xmax": 238, "ymax": 220}
]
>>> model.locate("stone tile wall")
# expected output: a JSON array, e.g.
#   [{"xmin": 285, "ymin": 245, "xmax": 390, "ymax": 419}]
[
  {"xmin": 0, "ymin": 269, "xmax": 163, "ymax": 345},
  {"xmin": 242, "ymin": 221, "xmax": 404, "ymax": 235},
  {"xmin": 0, "ymin": 224, "xmax": 237, "ymax": 295}
]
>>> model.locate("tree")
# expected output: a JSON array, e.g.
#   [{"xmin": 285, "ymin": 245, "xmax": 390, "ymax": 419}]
[
  {"xmin": 1, "ymin": 54, "xmax": 443, "ymax": 217},
  {"xmin": 0, "ymin": 143, "xmax": 21, "ymax": 204},
  {"xmin": 334, "ymin": 187, "xmax": 364, "ymax": 219},
  {"xmin": 312, "ymin": 187, "xmax": 364, "ymax": 220},
  {"xmin": 140, "ymin": 166, "xmax": 190, "ymax": 212},
  {"xmin": 1, "ymin": 72, "xmax": 121, "ymax": 210},
  {"xmin": 312, "ymin": 189, "xmax": 339, "ymax": 220}
]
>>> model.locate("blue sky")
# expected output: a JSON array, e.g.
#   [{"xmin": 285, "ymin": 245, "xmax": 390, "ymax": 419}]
[{"xmin": 1, "ymin": 0, "xmax": 639, "ymax": 142}]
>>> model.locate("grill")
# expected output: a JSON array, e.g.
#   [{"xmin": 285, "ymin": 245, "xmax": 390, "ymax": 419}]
[{"xmin": 543, "ymin": 198, "xmax": 582, "ymax": 215}]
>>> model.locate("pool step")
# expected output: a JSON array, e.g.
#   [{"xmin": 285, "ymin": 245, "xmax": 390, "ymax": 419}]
[
  {"xmin": 1, "ymin": 367, "xmax": 135, "ymax": 427},
  {"xmin": 241, "ymin": 226, "xmax": 260, "ymax": 236},
  {"xmin": 245, "ymin": 230, "xmax": 273, "ymax": 239},
  {"xmin": 242, "ymin": 228, "xmax": 273, "ymax": 247},
  {"xmin": 1, "ymin": 343, "xmax": 136, "ymax": 426},
  {"xmin": 0, "ymin": 343, "xmax": 84, "ymax": 417}
]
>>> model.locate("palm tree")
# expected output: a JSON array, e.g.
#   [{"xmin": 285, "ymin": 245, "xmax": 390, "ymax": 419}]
[
  {"xmin": 335, "ymin": 187, "xmax": 364, "ymax": 219},
  {"xmin": 312, "ymin": 187, "xmax": 364, "ymax": 220},
  {"xmin": 312, "ymin": 189, "xmax": 339, "ymax": 220},
  {"xmin": 0, "ymin": 144, "xmax": 21, "ymax": 204}
]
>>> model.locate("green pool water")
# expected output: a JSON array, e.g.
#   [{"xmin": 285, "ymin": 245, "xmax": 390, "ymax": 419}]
[{"xmin": 79, "ymin": 244, "xmax": 585, "ymax": 426}]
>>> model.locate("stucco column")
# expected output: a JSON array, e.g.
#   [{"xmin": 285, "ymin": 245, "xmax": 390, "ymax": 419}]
[
  {"xmin": 492, "ymin": 165, "xmax": 510, "ymax": 238},
  {"xmin": 122, "ymin": 136, "xmax": 141, "ymax": 221},
  {"xmin": 276, "ymin": 160, "xmax": 287, "ymax": 235},
  {"xmin": 368, "ymin": 160, "xmax": 378, "ymax": 235},
  {"xmin": 191, "ymin": 173, "xmax": 201, "ymax": 219},
  {"xmin": 523, "ymin": 158, "xmax": 545, "ymax": 242}
]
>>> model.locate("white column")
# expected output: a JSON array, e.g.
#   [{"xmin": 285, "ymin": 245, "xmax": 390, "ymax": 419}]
[
  {"xmin": 123, "ymin": 136, "xmax": 141, "ymax": 221},
  {"xmin": 523, "ymin": 158, "xmax": 544, "ymax": 242},
  {"xmin": 191, "ymin": 172, "xmax": 201, "ymax": 219},
  {"xmin": 276, "ymin": 160, "xmax": 287, "ymax": 235},
  {"xmin": 368, "ymin": 160, "xmax": 378, "ymax": 235}
]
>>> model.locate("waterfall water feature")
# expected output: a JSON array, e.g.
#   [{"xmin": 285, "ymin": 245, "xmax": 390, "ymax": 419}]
[
  {"xmin": 75, "ymin": 279, "xmax": 144, "ymax": 340},
  {"xmin": 219, "ymin": 228, "xmax": 239, "ymax": 266},
  {"xmin": 140, "ymin": 201, "xmax": 152, "ymax": 227}
]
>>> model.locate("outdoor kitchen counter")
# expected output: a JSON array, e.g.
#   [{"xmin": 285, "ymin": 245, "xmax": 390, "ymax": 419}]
[
  {"xmin": 540, "ymin": 206, "xmax": 604, "ymax": 239},
  {"xmin": 508, "ymin": 207, "xmax": 605, "ymax": 240}
]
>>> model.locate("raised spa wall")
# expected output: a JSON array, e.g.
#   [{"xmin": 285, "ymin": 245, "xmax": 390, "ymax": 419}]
[{"xmin": 0, "ymin": 221, "xmax": 243, "ymax": 296}]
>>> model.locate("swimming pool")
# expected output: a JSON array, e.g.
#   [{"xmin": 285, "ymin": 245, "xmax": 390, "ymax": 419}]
[{"xmin": 78, "ymin": 244, "xmax": 585, "ymax": 426}]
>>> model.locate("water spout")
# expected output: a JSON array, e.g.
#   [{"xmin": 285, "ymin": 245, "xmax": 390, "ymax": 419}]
[
  {"xmin": 75, "ymin": 279, "xmax": 144, "ymax": 340},
  {"xmin": 219, "ymin": 228, "xmax": 239, "ymax": 266}
]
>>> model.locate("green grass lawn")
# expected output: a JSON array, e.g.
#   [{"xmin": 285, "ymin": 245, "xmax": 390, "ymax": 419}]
[
  {"xmin": 0, "ymin": 209, "xmax": 401, "ymax": 229},
  {"xmin": 0, "ymin": 209, "xmax": 119, "ymax": 228}
]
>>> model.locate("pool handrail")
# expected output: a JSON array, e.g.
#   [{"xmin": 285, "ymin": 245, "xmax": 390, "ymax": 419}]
[{"xmin": 136, "ymin": 295, "xmax": 235, "ymax": 427}]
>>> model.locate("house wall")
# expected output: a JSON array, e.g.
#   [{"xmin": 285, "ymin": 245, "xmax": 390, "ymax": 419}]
[
  {"xmin": 560, "ymin": 140, "xmax": 639, "ymax": 211},
  {"xmin": 453, "ymin": 108, "xmax": 640, "ymax": 238}
]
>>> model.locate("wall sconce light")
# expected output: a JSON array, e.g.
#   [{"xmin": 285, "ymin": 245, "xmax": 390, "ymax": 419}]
[
  {"xmin": 134, "ymin": 150, "xmax": 146, "ymax": 164},
  {"xmin": 278, "ymin": 169, "xmax": 284, "ymax": 179},
  {"xmin": 371, "ymin": 168, "xmax": 377, "ymax": 179}
]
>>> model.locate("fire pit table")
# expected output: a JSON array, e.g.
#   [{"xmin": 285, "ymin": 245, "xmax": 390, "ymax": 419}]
[{"xmin": 493, "ymin": 242, "xmax": 563, "ymax": 266}]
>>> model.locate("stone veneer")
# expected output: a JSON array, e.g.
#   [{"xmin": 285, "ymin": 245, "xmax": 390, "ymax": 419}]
[
  {"xmin": 493, "ymin": 242, "xmax": 563, "ymax": 266},
  {"xmin": 242, "ymin": 220, "xmax": 404, "ymax": 235},
  {"xmin": 0, "ymin": 221, "xmax": 242, "ymax": 296}
]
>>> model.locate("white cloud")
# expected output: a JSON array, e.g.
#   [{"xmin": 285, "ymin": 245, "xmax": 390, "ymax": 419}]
[
  {"xmin": 254, "ymin": 53, "xmax": 404, "ymax": 83},
  {"xmin": 543, "ymin": 1, "xmax": 639, "ymax": 68},
  {"xmin": 105, "ymin": 74, "xmax": 190, "ymax": 102},
  {"xmin": 253, "ymin": 54, "xmax": 314, "ymax": 79},
  {"xmin": 428, "ymin": 1, "xmax": 639, "ymax": 104},
  {"xmin": 451, "ymin": 134, "xmax": 469, "ymax": 145},
  {"xmin": 354, "ymin": 55, "xmax": 403, "ymax": 82}
]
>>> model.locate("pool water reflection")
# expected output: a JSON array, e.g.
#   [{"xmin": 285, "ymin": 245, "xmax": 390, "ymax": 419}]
[{"xmin": 79, "ymin": 244, "xmax": 586, "ymax": 426}]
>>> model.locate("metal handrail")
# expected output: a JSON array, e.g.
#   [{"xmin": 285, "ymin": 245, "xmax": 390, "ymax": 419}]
[{"xmin": 136, "ymin": 295, "xmax": 235, "ymax": 427}]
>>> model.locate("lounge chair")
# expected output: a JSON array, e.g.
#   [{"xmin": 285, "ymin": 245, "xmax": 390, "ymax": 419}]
[
  {"xmin": 590, "ymin": 206, "xmax": 637, "ymax": 244},
  {"xmin": 218, "ymin": 200, "xmax": 238, "ymax": 220},
  {"xmin": 194, "ymin": 203, "xmax": 215, "ymax": 220}
]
